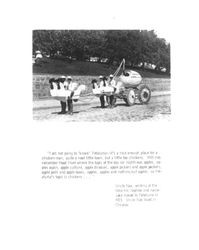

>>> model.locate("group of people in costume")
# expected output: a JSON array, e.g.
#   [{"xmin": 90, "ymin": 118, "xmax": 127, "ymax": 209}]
[
  {"xmin": 49, "ymin": 73, "xmax": 119, "ymax": 115},
  {"xmin": 49, "ymin": 75, "xmax": 78, "ymax": 115},
  {"xmin": 92, "ymin": 74, "xmax": 118, "ymax": 108}
]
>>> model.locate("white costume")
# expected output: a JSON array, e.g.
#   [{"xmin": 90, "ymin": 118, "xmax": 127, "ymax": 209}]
[
  {"xmin": 67, "ymin": 81, "xmax": 78, "ymax": 92},
  {"xmin": 109, "ymin": 79, "xmax": 117, "ymax": 88},
  {"xmin": 109, "ymin": 78, "xmax": 124, "ymax": 94},
  {"xmin": 50, "ymin": 80, "xmax": 59, "ymax": 96},
  {"xmin": 50, "ymin": 78, "xmax": 85, "ymax": 101},
  {"xmin": 99, "ymin": 80, "xmax": 107, "ymax": 88},
  {"xmin": 55, "ymin": 81, "xmax": 67, "ymax": 97}
]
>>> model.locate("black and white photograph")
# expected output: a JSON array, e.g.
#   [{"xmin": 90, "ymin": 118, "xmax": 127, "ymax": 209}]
[
  {"xmin": 33, "ymin": 30, "xmax": 170, "ymax": 121},
  {"xmin": 2, "ymin": 0, "xmax": 199, "ymax": 250}
]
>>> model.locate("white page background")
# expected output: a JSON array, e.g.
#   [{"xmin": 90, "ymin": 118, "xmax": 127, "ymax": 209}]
[{"xmin": 1, "ymin": 0, "xmax": 199, "ymax": 249}]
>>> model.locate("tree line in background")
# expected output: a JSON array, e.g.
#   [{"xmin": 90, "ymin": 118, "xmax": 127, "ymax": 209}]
[{"xmin": 33, "ymin": 30, "xmax": 170, "ymax": 73}]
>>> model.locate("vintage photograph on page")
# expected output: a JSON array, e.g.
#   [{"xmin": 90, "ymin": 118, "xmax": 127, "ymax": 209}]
[
  {"xmin": 32, "ymin": 30, "xmax": 170, "ymax": 121},
  {"xmin": 2, "ymin": 0, "xmax": 199, "ymax": 248}
]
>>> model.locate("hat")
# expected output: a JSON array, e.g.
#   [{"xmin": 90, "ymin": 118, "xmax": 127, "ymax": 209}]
[
  {"xmin": 67, "ymin": 76, "xmax": 72, "ymax": 80},
  {"xmin": 60, "ymin": 75, "xmax": 66, "ymax": 79},
  {"xmin": 99, "ymin": 75, "xmax": 103, "ymax": 79},
  {"xmin": 110, "ymin": 74, "xmax": 113, "ymax": 78}
]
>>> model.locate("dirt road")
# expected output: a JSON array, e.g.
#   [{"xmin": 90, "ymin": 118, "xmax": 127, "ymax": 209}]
[{"xmin": 33, "ymin": 92, "xmax": 171, "ymax": 122}]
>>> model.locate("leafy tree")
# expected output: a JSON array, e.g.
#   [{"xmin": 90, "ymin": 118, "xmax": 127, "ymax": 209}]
[{"xmin": 33, "ymin": 30, "xmax": 170, "ymax": 73}]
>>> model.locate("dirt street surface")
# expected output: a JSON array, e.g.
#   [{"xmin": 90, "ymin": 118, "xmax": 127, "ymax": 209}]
[{"xmin": 33, "ymin": 91, "xmax": 171, "ymax": 122}]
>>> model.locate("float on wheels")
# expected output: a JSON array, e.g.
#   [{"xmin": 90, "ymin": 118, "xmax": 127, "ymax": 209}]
[
  {"xmin": 114, "ymin": 70, "xmax": 151, "ymax": 106},
  {"xmin": 94, "ymin": 59, "xmax": 151, "ymax": 106}
]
